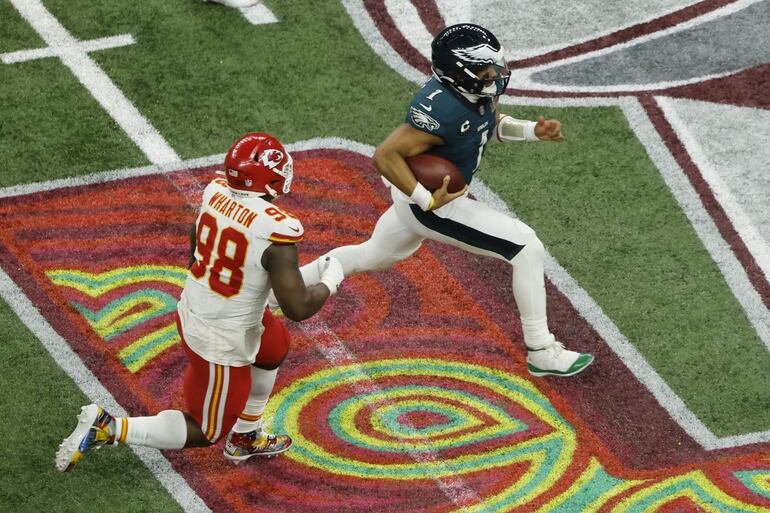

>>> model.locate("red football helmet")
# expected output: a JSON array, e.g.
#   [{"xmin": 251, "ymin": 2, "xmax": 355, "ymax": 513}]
[{"xmin": 224, "ymin": 132, "xmax": 294, "ymax": 196}]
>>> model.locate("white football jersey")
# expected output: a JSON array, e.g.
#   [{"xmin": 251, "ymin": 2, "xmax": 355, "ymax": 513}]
[{"xmin": 178, "ymin": 177, "xmax": 303, "ymax": 366}]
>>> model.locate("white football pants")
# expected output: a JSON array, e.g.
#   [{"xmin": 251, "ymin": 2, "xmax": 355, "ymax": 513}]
[{"xmin": 303, "ymin": 186, "xmax": 554, "ymax": 349}]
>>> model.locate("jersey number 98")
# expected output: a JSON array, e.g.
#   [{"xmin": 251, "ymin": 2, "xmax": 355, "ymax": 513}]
[{"xmin": 190, "ymin": 212, "xmax": 248, "ymax": 297}]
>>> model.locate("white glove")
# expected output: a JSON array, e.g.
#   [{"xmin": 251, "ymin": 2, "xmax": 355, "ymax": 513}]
[{"xmin": 318, "ymin": 256, "xmax": 344, "ymax": 295}]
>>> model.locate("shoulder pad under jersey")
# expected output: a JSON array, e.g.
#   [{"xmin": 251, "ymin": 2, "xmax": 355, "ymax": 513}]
[
  {"xmin": 406, "ymin": 79, "xmax": 463, "ymax": 139},
  {"xmin": 254, "ymin": 203, "xmax": 304, "ymax": 244}
]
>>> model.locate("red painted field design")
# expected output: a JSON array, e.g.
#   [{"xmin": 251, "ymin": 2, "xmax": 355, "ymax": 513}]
[{"xmin": 0, "ymin": 150, "xmax": 768, "ymax": 511}]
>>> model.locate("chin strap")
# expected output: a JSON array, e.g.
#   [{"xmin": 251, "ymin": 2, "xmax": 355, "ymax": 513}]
[{"xmin": 495, "ymin": 114, "xmax": 540, "ymax": 143}]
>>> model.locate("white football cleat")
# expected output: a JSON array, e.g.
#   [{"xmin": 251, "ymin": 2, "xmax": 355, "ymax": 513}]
[
  {"xmin": 55, "ymin": 404, "xmax": 115, "ymax": 472},
  {"xmin": 526, "ymin": 340, "xmax": 593, "ymax": 377}
]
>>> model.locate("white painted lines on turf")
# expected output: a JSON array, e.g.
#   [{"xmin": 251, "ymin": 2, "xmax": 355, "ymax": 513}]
[
  {"xmin": 655, "ymin": 96, "xmax": 770, "ymax": 287},
  {"xmin": 240, "ymin": 3, "xmax": 278, "ymax": 25},
  {"xmin": 504, "ymin": 0, "xmax": 767, "ymax": 93},
  {"xmin": 300, "ymin": 317, "xmax": 483, "ymax": 509},
  {"xmin": 622, "ymin": 97, "xmax": 770, "ymax": 355},
  {"xmin": 0, "ymin": 268, "xmax": 211, "ymax": 513},
  {"xmin": 346, "ymin": 0, "xmax": 764, "ymax": 93},
  {"xmin": 1, "ymin": 34, "xmax": 135, "ymax": 64},
  {"xmin": 5, "ymin": 0, "xmax": 180, "ymax": 166},
  {"xmin": 470, "ymin": 173, "xmax": 770, "ymax": 450},
  {"xmin": 341, "ymin": 0, "xmax": 427, "ymax": 86}
]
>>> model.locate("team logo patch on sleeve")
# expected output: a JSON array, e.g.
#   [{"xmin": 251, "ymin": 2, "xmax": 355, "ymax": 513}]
[{"xmin": 410, "ymin": 107, "xmax": 440, "ymax": 131}]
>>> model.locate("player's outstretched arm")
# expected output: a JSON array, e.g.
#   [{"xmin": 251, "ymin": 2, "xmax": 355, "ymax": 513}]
[
  {"xmin": 262, "ymin": 243, "xmax": 343, "ymax": 321},
  {"xmin": 495, "ymin": 114, "xmax": 563, "ymax": 142}
]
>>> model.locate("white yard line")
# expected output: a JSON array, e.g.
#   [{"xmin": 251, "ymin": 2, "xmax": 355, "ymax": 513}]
[
  {"xmin": 0, "ymin": 267, "xmax": 211, "ymax": 513},
  {"xmin": 1, "ymin": 34, "xmax": 135, "ymax": 64},
  {"xmin": 6, "ymin": 0, "xmax": 180, "ymax": 166}
]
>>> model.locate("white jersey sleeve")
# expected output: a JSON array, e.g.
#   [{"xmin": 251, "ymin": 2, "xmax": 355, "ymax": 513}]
[{"xmin": 177, "ymin": 178, "xmax": 303, "ymax": 366}]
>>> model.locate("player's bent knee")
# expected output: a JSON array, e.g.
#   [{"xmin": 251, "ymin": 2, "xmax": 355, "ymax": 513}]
[{"xmin": 511, "ymin": 234, "xmax": 545, "ymax": 265}]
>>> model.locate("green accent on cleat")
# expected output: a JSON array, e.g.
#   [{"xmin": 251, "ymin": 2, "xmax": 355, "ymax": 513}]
[{"xmin": 528, "ymin": 353, "xmax": 594, "ymax": 377}]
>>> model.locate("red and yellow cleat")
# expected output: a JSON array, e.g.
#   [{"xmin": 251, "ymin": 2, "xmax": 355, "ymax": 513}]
[{"xmin": 223, "ymin": 422, "xmax": 292, "ymax": 463}]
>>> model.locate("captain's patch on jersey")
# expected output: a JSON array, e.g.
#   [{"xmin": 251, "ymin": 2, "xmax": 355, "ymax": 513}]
[{"xmin": 410, "ymin": 106, "xmax": 440, "ymax": 131}]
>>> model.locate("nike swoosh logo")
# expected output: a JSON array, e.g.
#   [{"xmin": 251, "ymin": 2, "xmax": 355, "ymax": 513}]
[
  {"xmin": 419, "ymin": 103, "xmax": 432, "ymax": 111},
  {"xmin": 288, "ymin": 226, "xmax": 300, "ymax": 233}
]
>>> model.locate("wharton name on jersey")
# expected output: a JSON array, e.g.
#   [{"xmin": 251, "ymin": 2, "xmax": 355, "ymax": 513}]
[{"xmin": 207, "ymin": 190, "xmax": 259, "ymax": 230}]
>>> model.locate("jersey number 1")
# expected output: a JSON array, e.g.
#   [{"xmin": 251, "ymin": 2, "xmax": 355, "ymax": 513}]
[
  {"xmin": 474, "ymin": 129, "xmax": 489, "ymax": 173},
  {"xmin": 190, "ymin": 212, "xmax": 248, "ymax": 297}
]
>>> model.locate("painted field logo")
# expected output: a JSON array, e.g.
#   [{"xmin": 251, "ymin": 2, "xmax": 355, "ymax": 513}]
[
  {"xmin": 0, "ymin": 149, "xmax": 768, "ymax": 512},
  {"xmin": 47, "ymin": 266, "xmax": 186, "ymax": 372}
]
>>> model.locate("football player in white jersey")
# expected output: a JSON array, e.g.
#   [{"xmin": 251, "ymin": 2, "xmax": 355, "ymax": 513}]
[
  {"xmin": 56, "ymin": 133, "xmax": 345, "ymax": 472},
  {"xmin": 274, "ymin": 24, "xmax": 593, "ymax": 378}
]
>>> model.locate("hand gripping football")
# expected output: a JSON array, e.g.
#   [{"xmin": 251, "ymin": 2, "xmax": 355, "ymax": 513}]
[{"xmin": 405, "ymin": 153, "xmax": 465, "ymax": 193}]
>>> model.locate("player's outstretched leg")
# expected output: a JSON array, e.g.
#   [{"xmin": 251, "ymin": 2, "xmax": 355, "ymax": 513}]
[
  {"xmin": 396, "ymin": 195, "xmax": 593, "ymax": 377},
  {"xmin": 55, "ymin": 404, "xmax": 116, "ymax": 472},
  {"xmin": 266, "ymin": 205, "xmax": 423, "ymax": 311},
  {"xmin": 56, "ymin": 405, "xmax": 193, "ymax": 472}
]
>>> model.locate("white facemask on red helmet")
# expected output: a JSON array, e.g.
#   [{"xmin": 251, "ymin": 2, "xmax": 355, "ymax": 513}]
[{"xmin": 224, "ymin": 132, "xmax": 294, "ymax": 197}]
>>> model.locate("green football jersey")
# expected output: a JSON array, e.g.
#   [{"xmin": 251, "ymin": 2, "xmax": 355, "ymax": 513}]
[{"xmin": 405, "ymin": 77, "xmax": 497, "ymax": 184}]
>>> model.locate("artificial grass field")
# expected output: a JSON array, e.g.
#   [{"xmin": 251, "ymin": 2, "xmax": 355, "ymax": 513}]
[{"xmin": 1, "ymin": 1, "xmax": 768, "ymax": 512}]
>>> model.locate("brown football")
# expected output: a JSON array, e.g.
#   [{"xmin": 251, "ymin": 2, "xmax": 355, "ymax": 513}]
[{"xmin": 406, "ymin": 153, "xmax": 466, "ymax": 193}]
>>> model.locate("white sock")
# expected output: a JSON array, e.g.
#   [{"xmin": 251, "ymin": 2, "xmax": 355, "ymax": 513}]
[
  {"xmin": 510, "ymin": 237, "xmax": 555, "ymax": 349},
  {"xmin": 232, "ymin": 367, "xmax": 278, "ymax": 433},
  {"xmin": 116, "ymin": 410, "xmax": 187, "ymax": 449},
  {"xmin": 520, "ymin": 317, "xmax": 555, "ymax": 350}
]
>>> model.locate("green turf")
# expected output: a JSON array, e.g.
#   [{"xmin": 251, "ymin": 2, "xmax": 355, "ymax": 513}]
[
  {"xmin": 484, "ymin": 105, "xmax": 770, "ymax": 436},
  {"xmin": 0, "ymin": 299, "xmax": 183, "ymax": 513},
  {"xmin": 39, "ymin": 0, "xmax": 415, "ymax": 159},
  {"xmin": 0, "ymin": 57, "xmax": 147, "ymax": 186},
  {"xmin": 1, "ymin": 5, "xmax": 768, "ymax": 512}
]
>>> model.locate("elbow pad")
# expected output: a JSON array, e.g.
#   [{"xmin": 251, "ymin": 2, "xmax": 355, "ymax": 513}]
[{"xmin": 495, "ymin": 115, "xmax": 539, "ymax": 143}]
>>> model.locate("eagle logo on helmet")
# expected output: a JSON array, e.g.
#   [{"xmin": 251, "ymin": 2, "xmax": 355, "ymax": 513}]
[{"xmin": 451, "ymin": 44, "xmax": 505, "ymax": 66}]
